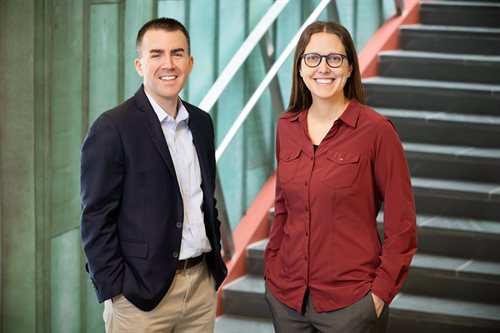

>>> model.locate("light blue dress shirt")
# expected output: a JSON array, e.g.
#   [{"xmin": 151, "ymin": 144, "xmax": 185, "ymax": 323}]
[{"xmin": 145, "ymin": 92, "xmax": 212, "ymax": 260}]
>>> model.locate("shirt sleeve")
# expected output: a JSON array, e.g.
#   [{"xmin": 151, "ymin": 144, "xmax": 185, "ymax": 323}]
[
  {"xmin": 264, "ymin": 124, "xmax": 287, "ymax": 277},
  {"xmin": 371, "ymin": 119, "xmax": 417, "ymax": 304}
]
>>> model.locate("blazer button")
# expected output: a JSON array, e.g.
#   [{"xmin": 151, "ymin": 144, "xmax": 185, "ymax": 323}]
[
  {"xmin": 176, "ymin": 222, "xmax": 182, "ymax": 228},
  {"xmin": 172, "ymin": 251, "xmax": 179, "ymax": 258}
]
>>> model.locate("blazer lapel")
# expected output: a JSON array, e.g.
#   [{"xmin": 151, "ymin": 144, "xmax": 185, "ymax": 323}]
[
  {"xmin": 186, "ymin": 105, "xmax": 214, "ymax": 203},
  {"xmin": 134, "ymin": 87, "xmax": 178, "ymax": 180}
]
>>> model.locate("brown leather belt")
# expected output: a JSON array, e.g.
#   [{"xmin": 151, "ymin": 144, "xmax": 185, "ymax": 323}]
[{"xmin": 176, "ymin": 253, "xmax": 205, "ymax": 270}]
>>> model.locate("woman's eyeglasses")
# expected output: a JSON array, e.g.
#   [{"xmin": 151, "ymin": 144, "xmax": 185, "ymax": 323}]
[{"xmin": 301, "ymin": 53, "xmax": 348, "ymax": 68}]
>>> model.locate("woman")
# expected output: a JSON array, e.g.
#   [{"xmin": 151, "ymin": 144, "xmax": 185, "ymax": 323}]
[{"xmin": 264, "ymin": 21, "xmax": 417, "ymax": 333}]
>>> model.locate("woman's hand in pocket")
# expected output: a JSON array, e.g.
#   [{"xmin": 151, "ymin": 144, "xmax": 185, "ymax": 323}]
[{"xmin": 371, "ymin": 292, "xmax": 385, "ymax": 318}]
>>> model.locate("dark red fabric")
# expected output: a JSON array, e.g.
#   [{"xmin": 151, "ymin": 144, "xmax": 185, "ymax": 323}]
[{"xmin": 265, "ymin": 100, "xmax": 417, "ymax": 313}]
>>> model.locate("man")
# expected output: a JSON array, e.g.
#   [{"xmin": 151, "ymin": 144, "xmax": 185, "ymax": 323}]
[{"xmin": 80, "ymin": 17, "xmax": 227, "ymax": 332}]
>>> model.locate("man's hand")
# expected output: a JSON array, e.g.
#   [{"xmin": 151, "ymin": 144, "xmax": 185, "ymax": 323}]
[{"xmin": 371, "ymin": 292, "xmax": 385, "ymax": 318}]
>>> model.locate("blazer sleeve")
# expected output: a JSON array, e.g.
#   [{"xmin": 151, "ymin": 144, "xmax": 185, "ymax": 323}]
[{"xmin": 80, "ymin": 114, "xmax": 125, "ymax": 302}]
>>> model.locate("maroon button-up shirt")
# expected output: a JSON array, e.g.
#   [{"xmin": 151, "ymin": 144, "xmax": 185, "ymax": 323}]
[{"xmin": 264, "ymin": 100, "xmax": 417, "ymax": 313}]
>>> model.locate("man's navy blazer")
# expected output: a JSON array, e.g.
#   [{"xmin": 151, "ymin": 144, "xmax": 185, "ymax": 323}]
[{"xmin": 80, "ymin": 86, "xmax": 227, "ymax": 311}]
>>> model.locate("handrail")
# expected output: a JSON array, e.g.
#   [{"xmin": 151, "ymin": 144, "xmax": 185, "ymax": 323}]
[
  {"xmin": 214, "ymin": 0, "xmax": 333, "ymax": 162},
  {"xmin": 209, "ymin": 0, "xmax": 333, "ymax": 260},
  {"xmin": 199, "ymin": 0, "xmax": 289, "ymax": 113},
  {"xmin": 206, "ymin": 0, "xmax": 289, "ymax": 261}
]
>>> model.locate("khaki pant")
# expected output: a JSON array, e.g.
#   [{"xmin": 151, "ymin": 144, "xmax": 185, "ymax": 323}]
[{"xmin": 103, "ymin": 262, "xmax": 216, "ymax": 333}]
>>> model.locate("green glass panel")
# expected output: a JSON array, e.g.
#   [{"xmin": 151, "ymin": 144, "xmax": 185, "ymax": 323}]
[
  {"xmin": 49, "ymin": 0, "xmax": 84, "ymax": 236},
  {"xmin": 51, "ymin": 229, "xmax": 82, "ymax": 333},
  {"xmin": 89, "ymin": 3, "xmax": 121, "ymax": 124},
  {"xmin": 0, "ymin": 0, "xmax": 37, "ymax": 329},
  {"xmin": 215, "ymin": 0, "xmax": 246, "ymax": 227},
  {"xmin": 189, "ymin": 0, "xmax": 217, "ymax": 105},
  {"xmin": 124, "ymin": 0, "xmax": 155, "ymax": 99}
]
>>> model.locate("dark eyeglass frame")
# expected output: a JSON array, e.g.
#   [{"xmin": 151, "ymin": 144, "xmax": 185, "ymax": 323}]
[{"xmin": 300, "ymin": 52, "xmax": 348, "ymax": 68}]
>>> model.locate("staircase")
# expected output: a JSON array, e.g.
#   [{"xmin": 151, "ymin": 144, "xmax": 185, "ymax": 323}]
[{"xmin": 215, "ymin": 1, "xmax": 500, "ymax": 332}]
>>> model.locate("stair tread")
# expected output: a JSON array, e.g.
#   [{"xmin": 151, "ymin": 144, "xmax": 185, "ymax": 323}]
[
  {"xmin": 411, "ymin": 253, "xmax": 500, "ymax": 279},
  {"xmin": 379, "ymin": 50, "xmax": 500, "ymax": 62},
  {"xmin": 403, "ymin": 142, "xmax": 500, "ymax": 161},
  {"xmin": 422, "ymin": 0, "xmax": 500, "ymax": 8},
  {"xmin": 363, "ymin": 76, "xmax": 500, "ymax": 92},
  {"xmin": 224, "ymin": 274, "xmax": 263, "ymax": 293},
  {"xmin": 381, "ymin": 213, "xmax": 500, "ymax": 237},
  {"xmin": 411, "ymin": 176, "xmax": 500, "ymax": 200},
  {"xmin": 215, "ymin": 315, "xmax": 274, "ymax": 333},
  {"xmin": 376, "ymin": 107, "xmax": 500, "ymax": 126},
  {"xmin": 402, "ymin": 24, "xmax": 500, "ymax": 34},
  {"xmin": 392, "ymin": 293, "xmax": 500, "ymax": 322}
]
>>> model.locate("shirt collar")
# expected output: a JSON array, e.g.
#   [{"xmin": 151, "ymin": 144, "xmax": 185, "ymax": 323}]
[
  {"xmin": 286, "ymin": 99, "xmax": 361, "ymax": 128},
  {"xmin": 144, "ymin": 91, "xmax": 189, "ymax": 125}
]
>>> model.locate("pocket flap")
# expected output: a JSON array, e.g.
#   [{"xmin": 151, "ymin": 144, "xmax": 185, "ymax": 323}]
[
  {"xmin": 279, "ymin": 149, "xmax": 301, "ymax": 161},
  {"xmin": 326, "ymin": 151, "xmax": 360, "ymax": 165}
]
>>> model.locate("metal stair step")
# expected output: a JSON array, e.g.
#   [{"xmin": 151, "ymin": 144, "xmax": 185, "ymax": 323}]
[
  {"xmin": 420, "ymin": 1, "xmax": 500, "ymax": 28},
  {"xmin": 403, "ymin": 254, "xmax": 500, "ymax": 303},
  {"xmin": 247, "ymin": 239, "xmax": 268, "ymax": 276},
  {"xmin": 399, "ymin": 24, "xmax": 500, "ymax": 54},
  {"xmin": 215, "ymin": 315, "xmax": 274, "ymax": 333},
  {"xmin": 222, "ymin": 275, "xmax": 269, "ymax": 319},
  {"xmin": 378, "ymin": 50, "xmax": 500, "ymax": 84},
  {"xmin": 377, "ymin": 213, "xmax": 500, "ymax": 260},
  {"xmin": 377, "ymin": 107, "xmax": 500, "ymax": 148},
  {"xmin": 389, "ymin": 293, "xmax": 500, "ymax": 333},
  {"xmin": 412, "ymin": 177, "xmax": 500, "ymax": 220},
  {"xmin": 403, "ymin": 142, "xmax": 500, "ymax": 183},
  {"xmin": 363, "ymin": 76, "xmax": 500, "ymax": 115}
]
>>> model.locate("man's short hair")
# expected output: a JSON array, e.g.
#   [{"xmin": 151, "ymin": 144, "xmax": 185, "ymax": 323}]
[{"xmin": 136, "ymin": 17, "xmax": 191, "ymax": 56}]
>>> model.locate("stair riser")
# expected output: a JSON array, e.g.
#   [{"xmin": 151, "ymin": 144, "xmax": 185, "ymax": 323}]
[
  {"xmin": 414, "ymin": 194, "xmax": 500, "ymax": 222},
  {"xmin": 247, "ymin": 253, "xmax": 265, "ymax": 276},
  {"xmin": 364, "ymin": 84, "xmax": 500, "ymax": 116},
  {"xmin": 400, "ymin": 29, "xmax": 500, "ymax": 55},
  {"xmin": 388, "ymin": 117, "xmax": 500, "ymax": 149},
  {"xmin": 389, "ymin": 315, "xmax": 500, "ymax": 333},
  {"xmin": 420, "ymin": 5, "xmax": 500, "ymax": 28},
  {"xmin": 415, "ymin": 228, "xmax": 500, "ymax": 261},
  {"xmin": 223, "ymin": 290, "xmax": 270, "ymax": 319},
  {"xmin": 402, "ymin": 269, "xmax": 500, "ymax": 304},
  {"xmin": 379, "ymin": 57, "xmax": 500, "ymax": 84},
  {"xmin": 407, "ymin": 157, "xmax": 500, "ymax": 183}
]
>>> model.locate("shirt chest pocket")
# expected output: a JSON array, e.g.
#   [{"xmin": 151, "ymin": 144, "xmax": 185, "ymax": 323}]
[
  {"xmin": 321, "ymin": 151, "xmax": 361, "ymax": 189},
  {"xmin": 278, "ymin": 149, "xmax": 302, "ymax": 184}
]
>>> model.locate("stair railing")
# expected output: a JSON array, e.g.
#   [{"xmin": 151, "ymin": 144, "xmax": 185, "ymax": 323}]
[
  {"xmin": 202, "ymin": 0, "xmax": 334, "ymax": 260},
  {"xmin": 201, "ymin": 0, "xmax": 291, "ymax": 261}
]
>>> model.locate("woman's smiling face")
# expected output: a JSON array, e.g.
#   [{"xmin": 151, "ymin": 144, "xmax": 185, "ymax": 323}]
[{"xmin": 299, "ymin": 32, "xmax": 352, "ymax": 104}]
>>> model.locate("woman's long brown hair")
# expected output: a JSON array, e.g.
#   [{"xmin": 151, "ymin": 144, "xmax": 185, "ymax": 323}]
[{"xmin": 286, "ymin": 21, "xmax": 365, "ymax": 113}]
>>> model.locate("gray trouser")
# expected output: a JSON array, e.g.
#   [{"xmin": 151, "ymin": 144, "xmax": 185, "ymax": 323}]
[{"xmin": 265, "ymin": 287, "xmax": 389, "ymax": 333}]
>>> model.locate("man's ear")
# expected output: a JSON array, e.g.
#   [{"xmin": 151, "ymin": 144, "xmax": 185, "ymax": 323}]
[{"xmin": 134, "ymin": 58, "xmax": 143, "ymax": 77}]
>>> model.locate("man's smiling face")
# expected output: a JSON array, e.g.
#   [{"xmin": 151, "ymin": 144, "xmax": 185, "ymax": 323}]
[{"xmin": 135, "ymin": 29, "xmax": 193, "ymax": 106}]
